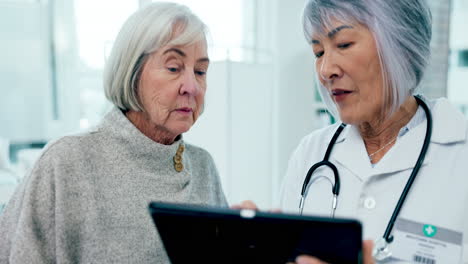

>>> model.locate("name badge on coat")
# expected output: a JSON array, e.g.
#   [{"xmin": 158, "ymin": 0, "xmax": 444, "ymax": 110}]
[{"xmin": 390, "ymin": 218, "xmax": 462, "ymax": 263}]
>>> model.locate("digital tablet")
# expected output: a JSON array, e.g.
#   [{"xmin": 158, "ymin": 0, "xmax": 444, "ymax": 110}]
[{"xmin": 149, "ymin": 202, "xmax": 362, "ymax": 264}]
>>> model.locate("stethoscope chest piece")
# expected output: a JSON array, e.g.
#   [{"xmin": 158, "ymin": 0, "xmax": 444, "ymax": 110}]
[{"xmin": 372, "ymin": 237, "xmax": 392, "ymax": 261}]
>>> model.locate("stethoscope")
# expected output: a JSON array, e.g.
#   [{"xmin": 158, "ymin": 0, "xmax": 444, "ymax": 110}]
[{"xmin": 298, "ymin": 95, "xmax": 433, "ymax": 261}]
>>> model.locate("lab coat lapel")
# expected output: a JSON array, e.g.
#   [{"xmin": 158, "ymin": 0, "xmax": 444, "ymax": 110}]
[
  {"xmin": 375, "ymin": 120, "xmax": 428, "ymax": 175},
  {"xmin": 373, "ymin": 98, "xmax": 466, "ymax": 175},
  {"xmin": 333, "ymin": 125, "xmax": 373, "ymax": 180},
  {"xmin": 429, "ymin": 98, "xmax": 466, "ymax": 144}
]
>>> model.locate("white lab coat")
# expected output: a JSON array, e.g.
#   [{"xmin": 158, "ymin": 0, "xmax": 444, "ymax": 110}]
[{"xmin": 280, "ymin": 98, "xmax": 468, "ymax": 263}]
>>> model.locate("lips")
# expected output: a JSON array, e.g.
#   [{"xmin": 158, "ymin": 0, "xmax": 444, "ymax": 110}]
[
  {"xmin": 331, "ymin": 89, "xmax": 352, "ymax": 102},
  {"xmin": 175, "ymin": 107, "xmax": 193, "ymax": 113},
  {"xmin": 331, "ymin": 89, "xmax": 352, "ymax": 95}
]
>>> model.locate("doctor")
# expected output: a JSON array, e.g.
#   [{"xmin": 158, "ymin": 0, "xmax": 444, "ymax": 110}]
[{"xmin": 280, "ymin": 0, "xmax": 468, "ymax": 263}]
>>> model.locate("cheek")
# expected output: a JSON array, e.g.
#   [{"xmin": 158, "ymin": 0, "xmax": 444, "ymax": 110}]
[
  {"xmin": 139, "ymin": 71, "xmax": 159, "ymax": 105},
  {"xmin": 196, "ymin": 88, "xmax": 206, "ymax": 108},
  {"xmin": 194, "ymin": 86, "xmax": 206, "ymax": 116},
  {"xmin": 140, "ymin": 86, "xmax": 160, "ymax": 107},
  {"xmin": 198, "ymin": 81, "xmax": 207, "ymax": 98},
  {"xmin": 139, "ymin": 85, "xmax": 175, "ymax": 117},
  {"xmin": 365, "ymin": 60, "xmax": 382, "ymax": 87},
  {"xmin": 356, "ymin": 51, "xmax": 382, "ymax": 85},
  {"xmin": 346, "ymin": 56, "xmax": 382, "ymax": 96}
]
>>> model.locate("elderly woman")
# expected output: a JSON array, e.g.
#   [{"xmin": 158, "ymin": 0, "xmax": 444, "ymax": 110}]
[
  {"xmin": 280, "ymin": 0, "xmax": 468, "ymax": 263},
  {"xmin": 0, "ymin": 3, "xmax": 226, "ymax": 263}
]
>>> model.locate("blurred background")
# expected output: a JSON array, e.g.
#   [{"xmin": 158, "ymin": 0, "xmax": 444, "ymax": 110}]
[{"xmin": 0, "ymin": 0, "xmax": 467, "ymax": 212}]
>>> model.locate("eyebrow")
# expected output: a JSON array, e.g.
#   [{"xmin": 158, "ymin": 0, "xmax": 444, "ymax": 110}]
[
  {"xmin": 163, "ymin": 47, "xmax": 210, "ymax": 63},
  {"xmin": 163, "ymin": 48, "xmax": 186, "ymax": 57},
  {"xmin": 311, "ymin": 25, "xmax": 354, "ymax": 44}
]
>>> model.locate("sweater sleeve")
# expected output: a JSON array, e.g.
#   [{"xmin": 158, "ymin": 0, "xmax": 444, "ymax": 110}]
[
  {"xmin": 206, "ymin": 151, "xmax": 228, "ymax": 207},
  {"xmin": 214, "ymin": 171, "xmax": 228, "ymax": 208},
  {"xmin": 0, "ymin": 152, "xmax": 56, "ymax": 263}
]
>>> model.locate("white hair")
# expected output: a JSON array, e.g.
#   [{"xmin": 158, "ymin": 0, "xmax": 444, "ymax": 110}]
[
  {"xmin": 104, "ymin": 2, "xmax": 207, "ymax": 111},
  {"xmin": 302, "ymin": 0, "xmax": 432, "ymax": 118}
]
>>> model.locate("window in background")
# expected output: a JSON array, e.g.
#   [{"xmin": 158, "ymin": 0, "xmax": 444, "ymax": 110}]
[
  {"xmin": 0, "ymin": 0, "xmax": 38, "ymax": 2},
  {"xmin": 73, "ymin": 0, "xmax": 139, "ymax": 130},
  {"xmin": 150, "ymin": 0, "xmax": 255, "ymax": 62},
  {"xmin": 74, "ymin": 0, "xmax": 139, "ymax": 70},
  {"xmin": 448, "ymin": 0, "xmax": 468, "ymax": 115}
]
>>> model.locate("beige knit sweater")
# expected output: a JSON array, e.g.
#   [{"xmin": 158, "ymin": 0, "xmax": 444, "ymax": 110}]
[{"xmin": 0, "ymin": 107, "xmax": 227, "ymax": 263}]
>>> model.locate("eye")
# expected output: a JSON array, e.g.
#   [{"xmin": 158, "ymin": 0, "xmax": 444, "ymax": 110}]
[
  {"xmin": 314, "ymin": 51, "xmax": 324, "ymax": 59},
  {"xmin": 195, "ymin": 70, "xmax": 206, "ymax": 76},
  {"xmin": 167, "ymin": 67, "xmax": 180, "ymax": 73},
  {"xmin": 337, "ymin": 42, "xmax": 353, "ymax": 49}
]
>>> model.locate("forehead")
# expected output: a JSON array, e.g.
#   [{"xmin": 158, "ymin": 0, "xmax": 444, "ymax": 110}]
[
  {"xmin": 311, "ymin": 20, "xmax": 369, "ymax": 42},
  {"xmin": 159, "ymin": 40, "xmax": 208, "ymax": 57},
  {"xmin": 165, "ymin": 23, "xmax": 208, "ymax": 53}
]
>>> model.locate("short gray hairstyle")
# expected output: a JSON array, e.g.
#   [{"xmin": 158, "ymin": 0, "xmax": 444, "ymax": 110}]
[
  {"xmin": 104, "ymin": 2, "xmax": 207, "ymax": 111},
  {"xmin": 302, "ymin": 0, "xmax": 432, "ymax": 117}
]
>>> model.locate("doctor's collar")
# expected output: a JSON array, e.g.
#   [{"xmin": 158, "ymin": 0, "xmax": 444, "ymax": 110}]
[{"xmin": 333, "ymin": 98, "xmax": 466, "ymax": 145}]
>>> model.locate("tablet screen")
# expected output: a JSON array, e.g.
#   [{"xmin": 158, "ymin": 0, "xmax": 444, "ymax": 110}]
[{"xmin": 149, "ymin": 202, "xmax": 362, "ymax": 264}]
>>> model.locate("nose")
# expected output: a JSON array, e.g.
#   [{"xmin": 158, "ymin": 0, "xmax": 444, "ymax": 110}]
[
  {"xmin": 318, "ymin": 53, "xmax": 342, "ymax": 83},
  {"xmin": 179, "ymin": 70, "xmax": 200, "ymax": 96}
]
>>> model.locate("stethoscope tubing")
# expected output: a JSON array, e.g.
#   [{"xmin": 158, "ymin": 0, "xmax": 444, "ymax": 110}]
[
  {"xmin": 301, "ymin": 123, "xmax": 346, "ymax": 198},
  {"xmin": 381, "ymin": 95, "xmax": 432, "ymax": 243},
  {"xmin": 299, "ymin": 95, "xmax": 433, "ymax": 245}
]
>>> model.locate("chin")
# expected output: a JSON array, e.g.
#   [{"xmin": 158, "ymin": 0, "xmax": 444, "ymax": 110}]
[
  {"xmin": 170, "ymin": 122, "xmax": 194, "ymax": 135},
  {"xmin": 337, "ymin": 111, "xmax": 359, "ymax": 125}
]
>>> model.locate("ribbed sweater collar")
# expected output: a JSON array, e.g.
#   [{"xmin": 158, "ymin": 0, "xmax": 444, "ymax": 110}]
[{"xmin": 98, "ymin": 107, "xmax": 184, "ymax": 161}]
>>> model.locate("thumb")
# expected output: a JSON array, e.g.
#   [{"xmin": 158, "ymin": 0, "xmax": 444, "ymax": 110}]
[{"xmin": 363, "ymin": 240, "xmax": 375, "ymax": 264}]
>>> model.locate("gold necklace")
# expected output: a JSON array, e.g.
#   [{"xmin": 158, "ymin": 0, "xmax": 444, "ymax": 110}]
[
  {"xmin": 368, "ymin": 136, "xmax": 398, "ymax": 161},
  {"xmin": 173, "ymin": 143, "xmax": 184, "ymax": 172}
]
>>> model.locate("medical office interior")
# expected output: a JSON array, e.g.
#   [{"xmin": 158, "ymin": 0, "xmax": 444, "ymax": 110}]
[{"xmin": 0, "ymin": 0, "xmax": 467, "ymax": 212}]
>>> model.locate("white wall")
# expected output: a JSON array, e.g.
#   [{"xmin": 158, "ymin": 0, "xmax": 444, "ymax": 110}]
[
  {"xmin": 450, "ymin": 0, "xmax": 468, "ymax": 50},
  {"xmin": 185, "ymin": 61, "xmax": 275, "ymax": 208},
  {"xmin": 0, "ymin": 2, "xmax": 52, "ymax": 142},
  {"xmin": 271, "ymin": 0, "xmax": 318, "ymax": 206},
  {"xmin": 448, "ymin": 0, "xmax": 468, "ymax": 105},
  {"xmin": 186, "ymin": 0, "xmax": 321, "ymax": 209},
  {"xmin": 0, "ymin": 1, "xmax": 82, "ymax": 143},
  {"xmin": 46, "ymin": 0, "xmax": 81, "ymax": 139}
]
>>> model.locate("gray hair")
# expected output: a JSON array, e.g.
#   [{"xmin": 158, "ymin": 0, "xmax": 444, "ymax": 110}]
[
  {"xmin": 104, "ymin": 2, "xmax": 207, "ymax": 111},
  {"xmin": 302, "ymin": 0, "xmax": 432, "ymax": 117}
]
